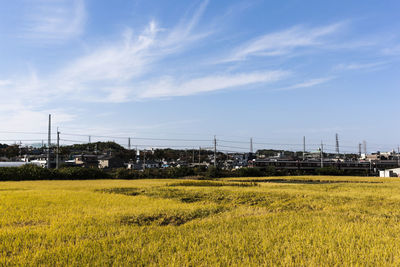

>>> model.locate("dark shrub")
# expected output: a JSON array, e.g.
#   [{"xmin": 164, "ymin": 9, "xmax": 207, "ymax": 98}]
[
  {"xmin": 315, "ymin": 167, "xmax": 344, "ymax": 176},
  {"xmin": 238, "ymin": 167, "xmax": 264, "ymax": 177}
]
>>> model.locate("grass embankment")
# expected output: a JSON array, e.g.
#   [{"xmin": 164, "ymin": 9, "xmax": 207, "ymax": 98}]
[{"xmin": 1, "ymin": 176, "xmax": 400, "ymax": 265}]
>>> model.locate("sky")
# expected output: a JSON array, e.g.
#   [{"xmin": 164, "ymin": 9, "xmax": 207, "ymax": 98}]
[{"xmin": 0, "ymin": 0, "xmax": 399, "ymax": 153}]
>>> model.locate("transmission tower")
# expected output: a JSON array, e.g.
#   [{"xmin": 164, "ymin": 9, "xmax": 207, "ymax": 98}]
[
  {"xmin": 47, "ymin": 114, "xmax": 51, "ymax": 169},
  {"xmin": 335, "ymin": 133, "xmax": 340, "ymax": 156}
]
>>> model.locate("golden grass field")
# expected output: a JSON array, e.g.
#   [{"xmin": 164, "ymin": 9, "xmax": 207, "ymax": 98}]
[{"xmin": 1, "ymin": 176, "xmax": 400, "ymax": 266}]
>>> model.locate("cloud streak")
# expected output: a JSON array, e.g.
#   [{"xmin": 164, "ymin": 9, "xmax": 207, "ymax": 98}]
[
  {"xmin": 275, "ymin": 77, "xmax": 333, "ymax": 91},
  {"xmin": 221, "ymin": 22, "xmax": 345, "ymax": 62},
  {"xmin": 335, "ymin": 62, "xmax": 387, "ymax": 71},
  {"xmin": 138, "ymin": 70, "xmax": 289, "ymax": 99},
  {"xmin": 21, "ymin": 0, "xmax": 86, "ymax": 43}
]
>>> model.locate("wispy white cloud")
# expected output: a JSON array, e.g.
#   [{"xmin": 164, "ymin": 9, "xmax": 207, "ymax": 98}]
[
  {"xmin": 164, "ymin": 0, "xmax": 210, "ymax": 47},
  {"xmin": 21, "ymin": 0, "xmax": 86, "ymax": 43},
  {"xmin": 0, "ymin": 97, "xmax": 75, "ymax": 133},
  {"xmin": 0, "ymin": 80, "xmax": 12, "ymax": 87},
  {"xmin": 50, "ymin": 0, "xmax": 212, "ymax": 100},
  {"xmin": 57, "ymin": 22, "xmax": 157, "ymax": 85},
  {"xmin": 275, "ymin": 77, "xmax": 333, "ymax": 91},
  {"xmin": 2, "ymin": 1, "xmax": 342, "ymax": 124},
  {"xmin": 137, "ymin": 70, "xmax": 289, "ymax": 99},
  {"xmin": 335, "ymin": 62, "xmax": 387, "ymax": 71},
  {"xmin": 221, "ymin": 22, "xmax": 345, "ymax": 62},
  {"xmin": 1, "ymin": 1, "xmax": 219, "ymax": 108},
  {"xmin": 382, "ymin": 44, "xmax": 400, "ymax": 56}
]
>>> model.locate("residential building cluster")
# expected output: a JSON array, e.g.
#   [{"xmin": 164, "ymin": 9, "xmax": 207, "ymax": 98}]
[{"xmin": 0, "ymin": 142, "xmax": 399, "ymax": 177}]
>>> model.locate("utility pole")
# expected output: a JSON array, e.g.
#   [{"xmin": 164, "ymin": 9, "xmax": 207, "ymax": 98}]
[
  {"xmin": 143, "ymin": 150, "xmax": 146, "ymax": 170},
  {"xmin": 320, "ymin": 141, "xmax": 324, "ymax": 168},
  {"xmin": 136, "ymin": 146, "xmax": 139, "ymax": 163},
  {"xmin": 47, "ymin": 114, "xmax": 51, "ymax": 169},
  {"xmin": 192, "ymin": 148, "xmax": 195, "ymax": 164},
  {"xmin": 214, "ymin": 136, "xmax": 217, "ymax": 167},
  {"xmin": 89, "ymin": 135, "xmax": 91, "ymax": 143},
  {"xmin": 250, "ymin": 137, "xmax": 253, "ymax": 154},
  {"xmin": 198, "ymin": 146, "xmax": 201, "ymax": 164},
  {"xmin": 358, "ymin": 143, "xmax": 362, "ymax": 158},
  {"xmin": 56, "ymin": 129, "xmax": 60, "ymax": 169},
  {"xmin": 185, "ymin": 149, "xmax": 188, "ymax": 162},
  {"xmin": 128, "ymin": 137, "xmax": 131, "ymax": 150},
  {"xmin": 303, "ymin": 136, "xmax": 306, "ymax": 161},
  {"xmin": 398, "ymin": 146, "xmax": 400, "ymax": 167}
]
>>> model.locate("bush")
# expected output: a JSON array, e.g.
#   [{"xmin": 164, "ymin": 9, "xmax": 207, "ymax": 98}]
[
  {"xmin": 113, "ymin": 168, "xmax": 134, "ymax": 179},
  {"xmin": 0, "ymin": 165, "xmax": 109, "ymax": 181},
  {"xmin": 315, "ymin": 167, "xmax": 344, "ymax": 176},
  {"xmin": 238, "ymin": 167, "xmax": 264, "ymax": 177},
  {"xmin": 0, "ymin": 165, "xmax": 52, "ymax": 181},
  {"xmin": 205, "ymin": 166, "xmax": 220, "ymax": 179},
  {"xmin": 57, "ymin": 167, "xmax": 109, "ymax": 180}
]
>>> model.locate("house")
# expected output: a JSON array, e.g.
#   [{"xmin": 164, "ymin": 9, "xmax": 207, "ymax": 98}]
[
  {"xmin": 379, "ymin": 168, "xmax": 400, "ymax": 177},
  {"xmin": 18, "ymin": 154, "xmax": 54, "ymax": 168},
  {"xmin": 73, "ymin": 154, "xmax": 99, "ymax": 168},
  {"xmin": 0, "ymin": 162, "xmax": 41, "ymax": 167},
  {"xmin": 0, "ymin": 156, "xmax": 10, "ymax": 162},
  {"xmin": 98, "ymin": 156, "xmax": 124, "ymax": 169},
  {"xmin": 126, "ymin": 160, "xmax": 160, "ymax": 170}
]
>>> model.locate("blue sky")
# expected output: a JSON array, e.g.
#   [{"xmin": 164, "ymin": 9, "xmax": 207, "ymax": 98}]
[{"xmin": 0, "ymin": 0, "xmax": 399, "ymax": 153}]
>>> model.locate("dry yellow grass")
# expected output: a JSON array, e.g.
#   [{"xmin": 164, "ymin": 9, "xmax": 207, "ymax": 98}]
[{"xmin": 1, "ymin": 176, "xmax": 400, "ymax": 266}]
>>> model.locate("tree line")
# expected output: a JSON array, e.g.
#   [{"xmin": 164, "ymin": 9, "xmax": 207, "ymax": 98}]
[{"xmin": 0, "ymin": 164, "xmax": 369, "ymax": 181}]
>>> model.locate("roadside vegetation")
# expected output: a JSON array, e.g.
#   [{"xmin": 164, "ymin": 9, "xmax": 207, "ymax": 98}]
[
  {"xmin": 1, "ymin": 176, "xmax": 400, "ymax": 265},
  {"xmin": 0, "ymin": 165, "xmax": 371, "ymax": 181}
]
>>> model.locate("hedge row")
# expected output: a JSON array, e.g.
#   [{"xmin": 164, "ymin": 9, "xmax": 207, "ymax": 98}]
[
  {"xmin": 0, "ymin": 165, "xmax": 370, "ymax": 181},
  {"xmin": 0, "ymin": 165, "xmax": 108, "ymax": 181}
]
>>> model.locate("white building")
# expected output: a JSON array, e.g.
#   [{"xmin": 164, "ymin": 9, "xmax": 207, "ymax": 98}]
[
  {"xmin": 379, "ymin": 168, "xmax": 400, "ymax": 177},
  {"xmin": 0, "ymin": 162, "xmax": 41, "ymax": 167}
]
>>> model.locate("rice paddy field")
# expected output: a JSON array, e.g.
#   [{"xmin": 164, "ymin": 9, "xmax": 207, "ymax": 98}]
[{"xmin": 1, "ymin": 176, "xmax": 400, "ymax": 266}]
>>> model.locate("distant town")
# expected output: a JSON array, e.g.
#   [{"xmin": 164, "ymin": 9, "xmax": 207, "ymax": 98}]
[{"xmin": 1, "ymin": 138, "xmax": 399, "ymax": 177}]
